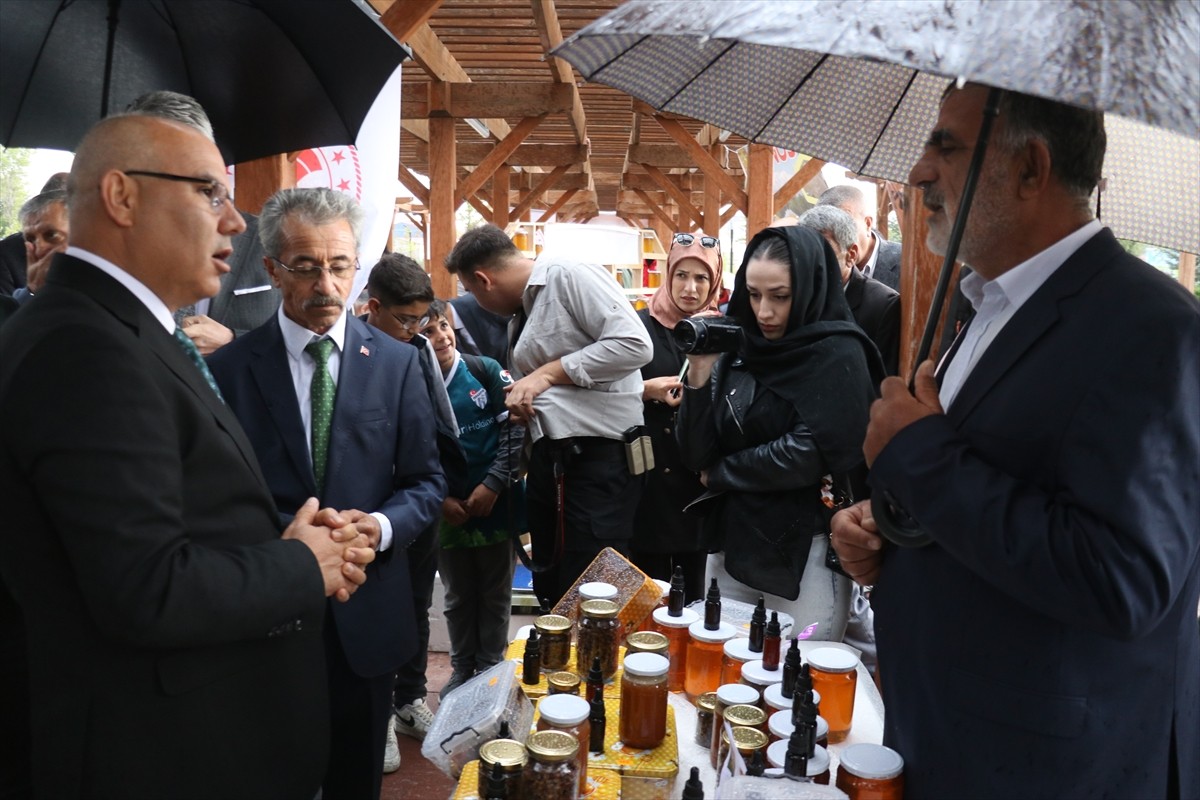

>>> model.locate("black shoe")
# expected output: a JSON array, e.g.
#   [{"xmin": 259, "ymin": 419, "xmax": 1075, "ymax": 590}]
[{"xmin": 439, "ymin": 670, "xmax": 474, "ymax": 700}]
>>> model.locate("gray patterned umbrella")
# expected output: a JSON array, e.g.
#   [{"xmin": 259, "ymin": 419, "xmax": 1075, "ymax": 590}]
[{"xmin": 553, "ymin": 0, "xmax": 1199, "ymax": 254}]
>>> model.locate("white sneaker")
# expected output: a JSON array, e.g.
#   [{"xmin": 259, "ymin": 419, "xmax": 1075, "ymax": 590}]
[
  {"xmin": 383, "ymin": 716, "xmax": 401, "ymax": 773},
  {"xmin": 393, "ymin": 697, "xmax": 435, "ymax": 740}
]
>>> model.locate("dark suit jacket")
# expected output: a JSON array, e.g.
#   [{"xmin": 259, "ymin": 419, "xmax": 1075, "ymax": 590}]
[
  {"xmin": 206, "ymin": 213, "xmax": 280, "ymax": 336},
  {"xmin": 0, "ymin": 255, "xmax": 330, "ymax": 799},
  {"xmin": 209, "ymin": 313, "xmax": 445, "ymax": 677},
  {"xmin": 870, "ymin": 235, "xmax": 902, "ymax": 291},
  {"xmin": 869, "ymin": 229, "xmax": 1200, "ymax": 799},
  {"xmin": 844, "ymin": 266, "xmax": 900, "ymax": 376}
]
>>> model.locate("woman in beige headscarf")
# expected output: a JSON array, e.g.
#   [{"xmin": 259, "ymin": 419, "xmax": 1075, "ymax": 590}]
[{"xmin": 630, "ymin": 232, "xmax": 723, "ymax": 601}]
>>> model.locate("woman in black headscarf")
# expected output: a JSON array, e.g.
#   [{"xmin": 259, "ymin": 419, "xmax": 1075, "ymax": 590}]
[{"xmin": 676, "ymin": 224, "xmax": 884, "ymax": 639}]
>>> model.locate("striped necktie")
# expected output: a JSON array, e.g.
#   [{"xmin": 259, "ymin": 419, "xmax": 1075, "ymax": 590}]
[
  {"xmin": 173, "ymin": 327, "xmax": 224, "ymax": 403},
  {"xmin": 306, "ymin": 337, "xmax": 336, "ymax": 490}
]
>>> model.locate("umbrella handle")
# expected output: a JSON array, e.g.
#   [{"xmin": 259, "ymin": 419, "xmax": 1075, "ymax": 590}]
[{"xmin": 874, "ymin": 85, "xmax": 1003, "ymax": 549}]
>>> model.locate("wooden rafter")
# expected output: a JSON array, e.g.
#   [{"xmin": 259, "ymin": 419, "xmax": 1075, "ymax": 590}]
[
  {"xmin": 454, "ymin": 115, "xmax": 547, "ymax": 206},
  {"xmin": 537, "ymin": 188, "xmax": 579, "ymax": 222},
  {"xmin": 510, "ymin": 164, "xmax": 571, "ymax": 221}
]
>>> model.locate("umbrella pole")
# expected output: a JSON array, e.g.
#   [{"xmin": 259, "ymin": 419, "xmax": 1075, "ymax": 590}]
[
  {"xmin": 100, "ymin": 0, "xmax": 121, "ymax": 117},
  {"xmin": 872, "ymin": 85, "xmax": 1002, "ymax": 549}
]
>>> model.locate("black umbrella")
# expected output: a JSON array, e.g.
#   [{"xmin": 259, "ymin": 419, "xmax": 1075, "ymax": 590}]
[{"xmin": 0, "ymin": 0, "xmax": 407, "ymax": 164}]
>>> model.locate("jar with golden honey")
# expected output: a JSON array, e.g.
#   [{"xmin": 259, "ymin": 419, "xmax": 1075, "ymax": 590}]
[
  {"xmin": 766, "ymin": 740, "xmax": 831, "ymax": 784},
  {"xmin": 710, "ymin": 683, "xmax": 759, "ymax": 765},
  {"xmin": 523, "ymin": 730, "xmax": 579, "ymax": 800},
  {"xmin": 806, "ymin": 647, "xmax": 859, "ymax": 744},
  {"xmin": 768, "ymin": 709, "xmax": 829, "ymax": 747},
  {"xmin": 626, "ymin": 630, "xmax": 669, "ymax": 658},
  {"xmin": 740, "ymin": 659, "xmax": 783, "ymax": 703},
  {"xmin": 477, "ymin": 738, "xmax": 527, "ymax": 799},
  {"xmin": 536, "ymin": 694, "xmax": 591, "ymax": 796},
  {"xmin": 535, "ymin": 614, "xmax": 573, "ymax": 672},
  {"xmin": 547, "ymin": 671, "xmax": 580, "ymax": 696},
  {"xmin": 720, "ymin": 637, "xmax": 757, "ymax": 685},
  {"xmin": 716, "ymin": 726, "xmax": 768, "ymax": 775},
  {"xmin": 576, "ymin": 599, "xmax": 620, "ymax": 680},
  {"xmin": 835, "ymin": 743, "xmax": 905, "ymax": 800},
  {"xmin": 685, "ymin": 620, "xmax": 736, "ymax": 702},
  {"xmin": 618, "ymin": 652, "xmax": 669, "ymax": 749},
  {"xmin": 651, "ymin": 606, "xmax": 699, "ymax": 692},
  {"xmin": 724, "ymin": 703, "xmax": 768, "ymax": 737},
  {"xmin": 764, "ymin": 682, "xmax": 819, "ymax": 714}
]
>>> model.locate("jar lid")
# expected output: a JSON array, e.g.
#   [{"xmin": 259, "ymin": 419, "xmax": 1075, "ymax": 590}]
[
  {"xmin": 838, "ymin": 743, "xmax": 904, "ymax": 779},
  {"xmin": 724, "ymin": 704, "xmax": 767, "ymax": 728},
  {"xmin": 652, "ymin": 579, "xmax": 671, "ymax": 595},
  {"xmin": 806, "ymin": 647, "xmax": 859, "ymax": 673},
  {"xmin": 625, "ymin": 631, "xmax": 669, "ymax": 654},
  {"xmin": 688, "ymin": 619, "xmax": 736, "ymax": 643},
  {"xmin": 538, "ymin": 693, "xmax": 589, "ymax": 726},
  {"xmin": 534, "ymin": 614, "xmax": 572, "ymax": 633},
  {"xmin": 548, "ymin": 671, "xmax": 580, "ymax": 690},
  {"xmin": 768, "ymin": 709, "xmax": 793, "ymax": 740},
  {"xmin": 526, "ymin": 730, "xmax": 579, "ymax": 762},
  {"xmin": 580, "ymin": 599, "xmax": 619, "ymax": 618},
  {"xmin": 578, "ymin": 581, "xmax": 618, "ymax": 601},
  {"xmin": 479, "ymin": 739, "xmax": 528, "ymax": 768},
  {"xmin": 721, "ymin": 725, "xmax": 769, "ymax": 752},
  {"xmin": 622, "ymin": 652, "xmax": 669, "ymax": 677},
  {"xmin": 652, "ymin": 606, "xmax": 699, "ymax": 628},
  {"xmin": 816, "ymin": 715, "xmax": 829, "ymax": 742},
  {"xmin": 740, "ymin": 660, "xmax": 784, "ymax": 686},
  {"xmin": 697, "ymin": 692, "xmax": 718, "ymax": 712},
  {"xmin": 763, "ymin": 683, "xmax": 820, "ymax": 711},
  {"xmin": 715, "ymin": 683, "xmax": 759, "ymax": 708},
  {"xmin": 765, "ymin": 740, "xmax": 828, "ymax": 775},
  {"xmin": 722, "ymin": 637, "xmax": 757, "ymax": 662}
]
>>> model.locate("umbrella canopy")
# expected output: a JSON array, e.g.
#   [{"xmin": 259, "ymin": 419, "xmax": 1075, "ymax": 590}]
[
  {"xmin": 553, "ymin": 0, "xmax": 1200, "ymax": 254},
  {"xmin": 0, "ymin": 0, "xmax": 406, "ymax": 165}
]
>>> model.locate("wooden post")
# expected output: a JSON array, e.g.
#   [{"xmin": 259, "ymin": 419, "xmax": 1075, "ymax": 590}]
[
  {"xmin": 876, "ymin": 181, "xmax": 891, "ymax": 241},
  {"xmin": 704, "ymin": 145, "xmax": 721, "ymax": 236},
  {"xmin": 428, "ymin": 115, "xmax": 457, "ymax": 298},
  {"xmin": 233, "ymin": 154, "xmax": 295, "ymax": 215},
  {"xmin": 746, "ymin": 144, "xmax": 773, "ymax": 239},
  {"xmin": 1178, "ymin": 251, "xmax": 1196, "ymax": 292},
  {"xmin": 898, "ymin": 185, "xmax": 955, "ymax": 378},
  {"xmin": 492, "ymin": 165, "xmax": 510, "ymax": 229}
]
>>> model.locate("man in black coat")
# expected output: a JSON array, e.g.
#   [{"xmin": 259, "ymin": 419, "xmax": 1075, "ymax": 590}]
[{"xmin": 818, "ymin": 184, "xmax": 902, "ymax": 292}]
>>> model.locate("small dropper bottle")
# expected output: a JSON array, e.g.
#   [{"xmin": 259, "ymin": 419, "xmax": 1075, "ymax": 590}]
[
  {"xmin": 522, "ymin": 628, "xmax": 541, "ymax": 685},
  {"xmin": 703, "ymin": 578, "xmax": 722, "ymax": 630},
  {"xmin": 668, "ymin": 565, "xmax": 686, "ymax": 616},
  {"xmin": 586, "ymin": 655, "xmax": 604, "ymax": 703},
  {"xmin": 762, "ymin": 612, "xmax": 781, "ymax": 670},
  {"xmin": 588, "ymin": 683, "xmax": 606, "ymax": 753},
  {"xmin": 681, "ymin": 766, "xmax": 705, "ymax": 800},
  {"xmin": 781, "ymin": 637, "xmax": 801, "ymax": 698},
  {"xmin": 748, "ymin": 596, "xmax": 766, "ymax": 653}
]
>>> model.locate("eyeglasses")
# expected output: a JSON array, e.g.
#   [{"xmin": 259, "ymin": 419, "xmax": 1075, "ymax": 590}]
[
  {"xmin": 673, "ymin": 233, "xmax": 719, "ymax": 249},
  {"xmin": 268, "ymin": 256, "xmax": 360, "ymax": 280},
  {"xmin": 123, "ymin": 170, "xmax": 233, "ymax": 212},
  {"xmin": 388, "ymin": 309, "xmax": 431, "ymax": 332}
]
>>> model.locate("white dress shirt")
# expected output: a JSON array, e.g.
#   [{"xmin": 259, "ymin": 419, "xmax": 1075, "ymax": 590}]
[
  {"xmin": 277, "ymin": 306, "xmax": 392, "ymax": 551},
  {"xmin": 939, "ymin": 220, "xmax": 1103, "ymax": 409},
  {"xmin": 66, "ymin": 246, "xmax": 175, "ymax": 333}
]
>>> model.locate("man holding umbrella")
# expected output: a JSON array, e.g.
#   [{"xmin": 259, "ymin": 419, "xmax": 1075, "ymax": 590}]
[{"xmin": 832, "ymin": 84, "xmax": 1199, "ymax": 798}]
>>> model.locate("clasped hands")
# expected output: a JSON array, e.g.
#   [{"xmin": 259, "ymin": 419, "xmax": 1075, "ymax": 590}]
[
  {"xmin": 443, "ymin": 484, "xmax": 500, "ymax": 527},
  {"xmin": 832, "ymin": 360, "xmax": 942, "ymax": 586},
  {"xmin": 283, "ymin": 498, "xmax": 380, "ymax": 603}
]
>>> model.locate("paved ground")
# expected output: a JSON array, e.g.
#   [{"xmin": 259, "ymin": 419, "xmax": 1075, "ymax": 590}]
[{"xmin": 381, "ymin": 650, "xmax": 457, "ymax": 799}]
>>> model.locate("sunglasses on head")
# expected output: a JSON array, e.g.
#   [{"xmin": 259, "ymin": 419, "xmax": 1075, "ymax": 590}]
[{"xmin": 673, "ymin": 233, "xmax": 719, "ymax": 249}]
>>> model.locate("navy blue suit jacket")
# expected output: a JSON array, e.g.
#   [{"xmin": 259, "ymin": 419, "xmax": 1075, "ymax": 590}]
[
  {"xmin": 209, "ymin": 313, "xmax": 445, "ymax": 678},
  {"xmin": 869, "ymin": 229, "xmax": 1200, "ymax": 798}
]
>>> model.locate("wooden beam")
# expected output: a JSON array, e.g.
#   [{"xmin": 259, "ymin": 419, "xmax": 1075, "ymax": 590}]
[
  {"xmin": 652, "ymin": 116, "xmax": 748, "ymax": 212},
  {"xmin": 621, "ymin": 172, "xmax": 701, "ymax": 192},
  {"xmin": 746, "ymin": 144, "xmax": 773, "ymax": 237},
  {"xmin": 465, "ymin": 193, "xmax": 493, "ymax": 221},
  {"xmin": 377, "ymin": 0, "xmax": 443, "ymax": 43},
  {"xmin": 537, "ymin": 188, "xmax": 579, "ymax": 222},
  {"xmin": 1179, "ymin": 251, "xmax": 1196, "ymax": 290},
  {"xmin": 628, "ymin": 143, "xmax": 694, "ymax": 168},
  {"xmin": 455, "ymin": 115, "xmax": 546, "ymax": 207},
  {"xmin": 530, "ymin": 0, "xmax": 589, "ymax": 146},
  {"xmin": 418, "ymin": 142, "xmax": 586, "ymax": 167},
  {"xmin": 898, "ymin": 184, "xmax": 951, "ymax": 377},
  {"xmin": 704, "ymin": 144, "xmax": 721, "ymax": 234},
  {"xmin": 633, "ymin": 188, "xmax": 678, "ymax": 230},
  {"xmin": 643, "ymin": 164, "xmax": 704, "ymax": 230},
  {"xmin": 492, "ymin": 165, "xmax": 510, "ymax": 228},
  {"xmin": 402, "ymin": 82, "xmax": 574, "ymax": 119},
  {"xmin": 428, "ymin": 116, "xmax": 457, "ymax": 297},
  {"xmin": 406, "ymin": 24, "xmax": 511, "ymax": 139},
  {"xmin": 397, "ymin": 162, "xmax": 429, "ymax": 206},
  {"xmin": 509, "ymin": 165, "xmax": 570, "ymax": 221},
  {"xmin": 720, "ymin": 204, "xmax": 739, "ymax": 227},
  {"xmin": 632, "ymin": 98, "xmax": 695, "ymax": 122},
  {"xmin": 234, "ymin": 154, "xmax": 295, "ymax": 215},
  {"xmin": 773, "ymin": 158, "xmax": 826, "ymax": 213},
  {"xmin": 401, "ymin": 119, "xmax": 429, "ymax": 142}
]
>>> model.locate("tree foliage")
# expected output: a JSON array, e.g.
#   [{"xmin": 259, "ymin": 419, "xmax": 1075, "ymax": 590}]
[{"xmin": 0, "ymin": 146, "xmax": 32, "ymax": 236}]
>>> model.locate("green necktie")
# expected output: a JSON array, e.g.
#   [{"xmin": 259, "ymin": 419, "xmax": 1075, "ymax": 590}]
[
  {"xmin": 305, "ymin": 337, "xmax": 337, "ymax": 491},
  {"xmin": 173, "ymin": 327, "xmax": 224, "ymax": 404}
]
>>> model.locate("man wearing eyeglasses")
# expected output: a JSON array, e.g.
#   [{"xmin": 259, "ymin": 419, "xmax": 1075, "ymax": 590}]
[
  {"xmin": 0, "ymin": 116, "xmax": 379, "ymax": 797},
  {"xmin": 208, "ymin": 188, "xmax": 445, "ymax": 798}
]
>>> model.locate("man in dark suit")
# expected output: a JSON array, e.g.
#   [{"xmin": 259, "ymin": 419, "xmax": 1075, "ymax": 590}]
[
  {"xmin": 0, "ymin": 115, "xmax": 376, "ymax": 798},
  {"xmin": 799, "ymin": 204, "xmax": 901, "ymax": 376},
  {"xmin": 831, "ymin": 85, "xmax": 1200, "ymax": 798},
  {"xmin": 818, "ymin": 184, "xmax": 903, "ymax": 291},
  {"xmin": 449, "ymin": 291, "xmax": 512, "ymax": 366},
  {"xmin": 209, "ymin": 187, "xmax": 445, "ymax": 798}
]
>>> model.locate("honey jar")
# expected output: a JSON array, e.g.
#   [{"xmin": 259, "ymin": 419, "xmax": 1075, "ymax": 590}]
[
  {"xmin": 651, "ymin": 606, "xmax": 699, "ymax": 692},
  {"xmin": 835, "ymin": 743, "xmax": 905, "ymax": 800},
  {"xmin": 711, "ymin": 683, "xmax": 759, "ymax": 765},
  {"xmin": 685, "ymin": 620, "xmax": 736, "ymax": 702},
  {"xmin": 522, "ymin": 730, "xmax": 579, "ymax": 800},
  {"xmin": 547, "ymin": 671, "xmax": 580, "ymax": 696},
  {"xmin": 625, "ymin": 630, "xmax": 670, "ymax": 658},
  {"xmin": 618, "ymin": 652, "xmax": 670, "ymax": 749},
  {"xmin": 534, "ymin": 614, "xmax": 572, "ymax": 672},
  {"xmin": 806, "ymin": 647, "xmax": 859, "ymax": 744},
  {"xmin": 768, "ymin": 709, "xmax": 828, "ymax": 747},
  {"xmin": 720, "ymin": 637, "xmax": 757, "ymax": 685},
  {"xmin": 766, "ymin": 740, "xmax": 830, "ymax": 784},
  {"xmin": 740, "ymin": 659, "xmax": 784, "ymax": 702},
  {"xmin": 576, "ymin": 599, "xmax": 621, "ymax": 680},
  {"xmin": 477, "ymin": 738, "xmax": 527, "ymax": 799},
  {"xmin": 536, "ymin": 694, "xmax": 590, "ymax": 795},
  {"xmin": 694, "ymin": 692, "xmax": 717, "ymax": 749},
  {"xmin": 716, "ymin": 726, "xmax": 768, "ymax": 775}
]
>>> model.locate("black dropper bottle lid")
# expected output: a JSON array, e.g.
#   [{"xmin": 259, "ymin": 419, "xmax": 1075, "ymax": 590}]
[
  {"xmin": 497, "ymin": 720, "xmax": 511, "ymax": 739},
  {"xmin": 748, "ymin": 596, "xmax": 766, "ymax": 652},
  {"xmin": 703, "ymin": 578, "xmax": 721, "ymax": 630},
  {"xmin": 784, "ymin": 725, "xmax": 810, "ymax": 779},
  {"xmin": 681, "ymin": 766, "xmax": 705, "ymax": 800},
  {"xmin": 588, "ymin": 684, "xmax": 606, "ymax": 753},
  {"xmin": 485, "ymin": 760, "xmax": 507, "ymax": 800},
  {"xmin": 781, "ymin": 637, "xmax": 801, "ymax": 698},
  {"xmin": 746, "ymin": 748, "xmax": 767, "ymax": 777},
  {"xmin": 526, "ymin": 627, "xmax": 540, "ymax": 653},
  {"xmin": 796, "ymin": 661, "xmax": 812, "ymax": 696},
  {"xmin": 668, "ymin": 565, "xmax": 686, "ymax": 616}
]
